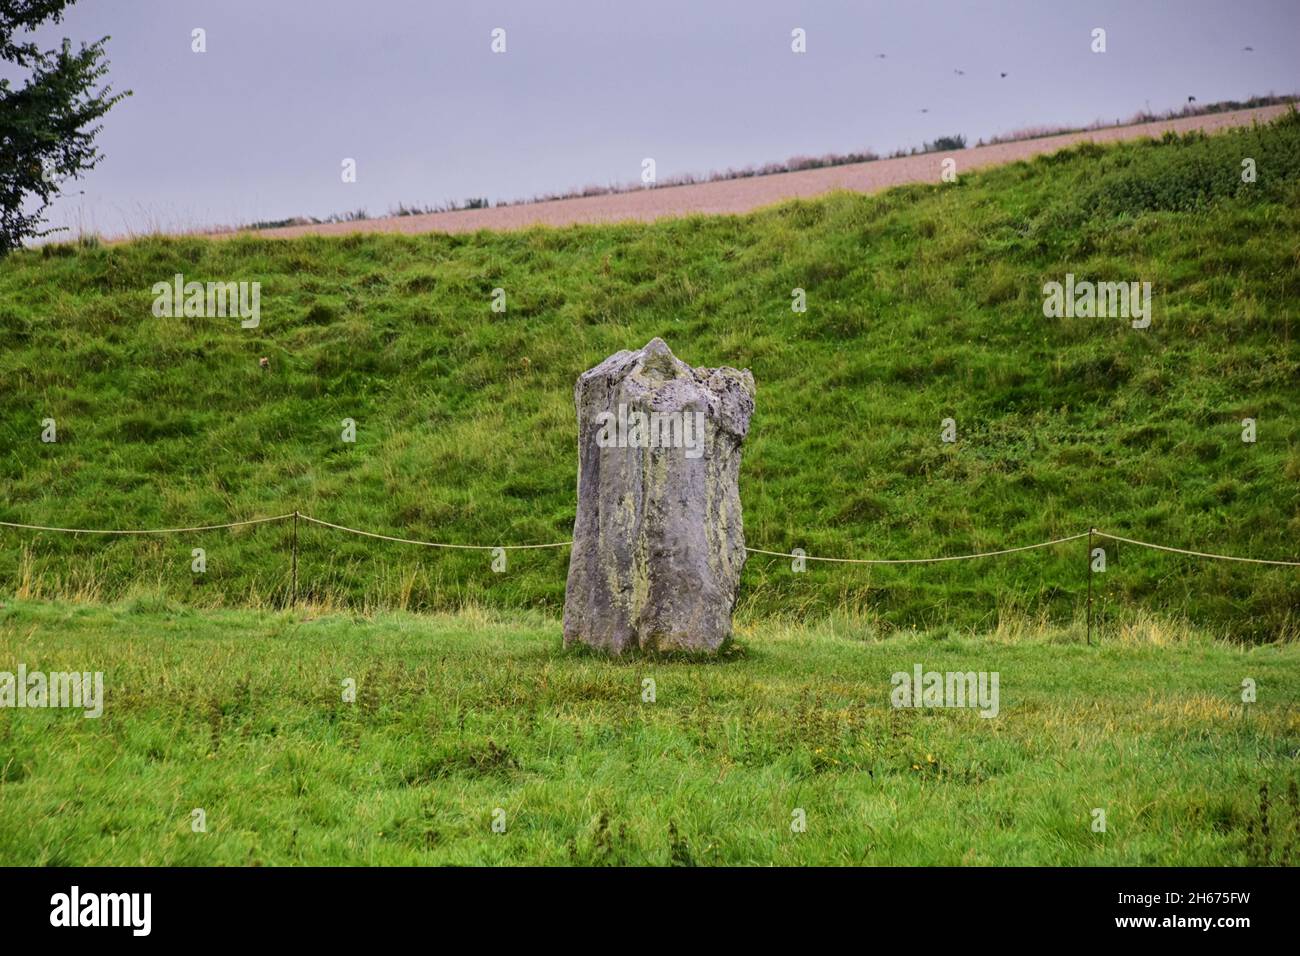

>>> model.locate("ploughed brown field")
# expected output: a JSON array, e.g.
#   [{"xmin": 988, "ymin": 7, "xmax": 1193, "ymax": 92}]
[{"xmin": 238, "ymin": 105, "xmax": 1289, "ymax": 240}]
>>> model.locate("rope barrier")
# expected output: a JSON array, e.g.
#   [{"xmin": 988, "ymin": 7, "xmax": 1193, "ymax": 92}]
[
  {"xmin": 296, "ymin": 514, "xmax": 572, "ymax": 551},
  {"xmin": 744, "ymin": 532, "xmax": 1090, "ymax": 564},
  {"xmin": 0, "ymin": 514, "xmax": 295, "ymax": 535},
  {"xmin": 2, "ymin": 515, "xmax": 1299, "ymax": 566},
  {"xmin": 1093, "ymin": 531, "xmax": 1300, "ymax": 568}
]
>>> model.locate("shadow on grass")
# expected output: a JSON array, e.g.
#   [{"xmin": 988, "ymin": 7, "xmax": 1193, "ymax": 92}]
[{"xmin": 559, "ymin": 635, "xmax": 750, "ymax": 665}]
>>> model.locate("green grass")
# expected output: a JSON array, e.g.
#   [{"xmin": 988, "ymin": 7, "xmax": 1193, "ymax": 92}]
[
  {"xmin": 1, "ymin": 112, "xmax": 1299, "ymax": 639},
  {"xmin": 0, "ymin": 598, "xmax": 1296, "ymax": 865}
]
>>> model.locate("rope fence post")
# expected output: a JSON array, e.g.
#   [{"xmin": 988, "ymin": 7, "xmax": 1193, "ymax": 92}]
[
  {"xmin": 1086, "ymin": 527, "xmax": 1095, "ymax": 646},
  {"xmin": 291, "ymin": 510, "xmax": 299, "ymax": 609}
]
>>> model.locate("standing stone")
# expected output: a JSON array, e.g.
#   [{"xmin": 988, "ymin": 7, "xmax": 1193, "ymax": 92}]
[{"xmin": 563, "ymin": 338, "xmax": 755, "ymax": 654}]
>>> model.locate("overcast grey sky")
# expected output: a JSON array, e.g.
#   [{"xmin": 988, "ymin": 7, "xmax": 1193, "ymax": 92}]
[{"xmin": 13, "ymin": 0, "xmax": 1299, "ymax": 235}]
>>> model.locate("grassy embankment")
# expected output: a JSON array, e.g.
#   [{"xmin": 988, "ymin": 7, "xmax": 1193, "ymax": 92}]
[{"xmin": 1, "ymin": 111, "xmax": 1298, "ymax": 640}]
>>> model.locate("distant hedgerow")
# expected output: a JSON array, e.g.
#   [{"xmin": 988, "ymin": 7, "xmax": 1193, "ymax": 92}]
[
  {"xmin": 924, "ymin": 134, "xmax": 967, "ymax": 153},
  {"xmin": 1084, "ymin": 107, "xmax": 1300, "ymax": 217}
]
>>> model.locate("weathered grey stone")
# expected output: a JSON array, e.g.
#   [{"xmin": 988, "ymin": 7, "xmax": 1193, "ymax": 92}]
[{"xmin": 563, "ymin": 338, "xmax": 754, "ymax": 654}]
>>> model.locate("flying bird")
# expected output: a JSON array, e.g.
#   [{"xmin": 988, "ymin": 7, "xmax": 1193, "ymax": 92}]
[
  {"xmin": 954, "ymin": 69, "xmax": 965, "ymax": 76},
  {"xmin": 1000, "ymin": 72, "xmax": 1008, "ymax": 78},
  {"xmin": 1243, "ymin": 46, "xmax": 1254, "ymax": 52},
  {"xmin": 919, "ymin": 108, "xmax": 929, "ymax": 113},
  {"xmin": 875, "ymin": 53, "xmax": 887, "ymax": 59},
  {"xmin": 1188, "ymin": 96, "xmax": 1197, "ymax": 103}
]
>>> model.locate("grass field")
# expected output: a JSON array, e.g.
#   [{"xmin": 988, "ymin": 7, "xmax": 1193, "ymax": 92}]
[
  {"xmin": 2, "ymin": 111, "xmax": 1299, "ymax": 639},
  {"xmin": 1, "ymin": 598, "xmax": 1297, "ymax": 866}
]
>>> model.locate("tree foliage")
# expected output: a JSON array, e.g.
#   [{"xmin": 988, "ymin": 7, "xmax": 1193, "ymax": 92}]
[{"xmin": 0, "ymin": 0, "xmax": 128, "ymax": 254}]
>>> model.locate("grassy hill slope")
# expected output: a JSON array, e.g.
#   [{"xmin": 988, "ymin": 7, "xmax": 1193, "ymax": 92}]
[{"xmin": 2, "ymin": 112, "xmax": 1299, "ymax": 639}]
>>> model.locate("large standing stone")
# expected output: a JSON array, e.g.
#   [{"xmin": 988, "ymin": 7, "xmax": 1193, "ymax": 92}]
[{"xmin": 563, "ymin": 338, "xmax": 754, "ymax": 654}]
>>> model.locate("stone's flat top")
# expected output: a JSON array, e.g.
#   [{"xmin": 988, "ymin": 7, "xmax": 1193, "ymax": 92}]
[
  {"xmin": 578, "ymin": 337, "xmax": 753, "ymax": 391},
  {"xmin": 576, "ymin": 338, "xmax": 754, "ymax": 438},
  {"xmin": 579, "ymin": 337, "xmax": 689, "ymax": 386}
]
